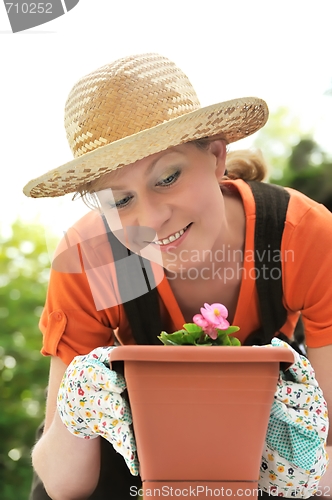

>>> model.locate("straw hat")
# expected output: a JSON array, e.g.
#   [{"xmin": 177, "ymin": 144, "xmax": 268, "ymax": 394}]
[{"xmin": 23, "ymin": 53, "xmax": 269, "ymax": 198}]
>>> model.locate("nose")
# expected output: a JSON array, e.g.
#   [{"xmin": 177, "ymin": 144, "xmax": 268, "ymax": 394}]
[{"xmin": 135, "ymin": 194, "xmax": 171, "ymax": 237}]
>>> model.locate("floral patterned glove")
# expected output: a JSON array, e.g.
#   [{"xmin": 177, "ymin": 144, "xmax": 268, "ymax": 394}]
[
  {"xmin": 57, "ymin": 346, "xmax": 139, "ymax": 476},
  {"xmin": 259, "ymin": 338, "xmax": 329, "ymax": 498}
]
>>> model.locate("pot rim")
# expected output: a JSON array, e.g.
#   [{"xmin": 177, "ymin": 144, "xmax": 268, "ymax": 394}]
[{"xmin": 109, "ymin": 345, "xmax": 295, "ymax": 365}]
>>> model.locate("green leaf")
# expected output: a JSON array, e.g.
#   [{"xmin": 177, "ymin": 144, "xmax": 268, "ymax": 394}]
[
  {"xmin": 223, "ymin": 336, "xmax": 232, "ymax": 346},
  {"xmin": 158, "ymin": 331, "xmax": 185, "ymax": 345},
  {"xmin": 157, "ymin": 334, "xmax": 180, "ymax": 346},
  {"xmin": 182, "ymin": 333, "xmax": 198, "ymax": 344},
  {"xmin": 217, "ymin": 326, "xmax": 240, "ymax": 335},
  {"xmin": 195, "ymin": 339, "xmax": 213, "ymax": 346},
  {"xmin": 158, "ymin": 326, "xmax": 241, "ymax": 347},
  {"xmin": 158, "ymin": 330, "xmax": 202, "ymax": 346},
  {"xmin": 183, "ymin": 323, "xmax": 203, "ymax": 334}
]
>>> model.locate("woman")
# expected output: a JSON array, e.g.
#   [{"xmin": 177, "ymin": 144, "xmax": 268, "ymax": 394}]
[{"xmin": 24, "ymin": 53, "xmax": 332, "ymax": 499}]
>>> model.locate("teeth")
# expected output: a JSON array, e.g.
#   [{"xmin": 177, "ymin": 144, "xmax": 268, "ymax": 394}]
[{"xmin": 154, "ymin": 227, "xmax": 187, "ymax": 246}]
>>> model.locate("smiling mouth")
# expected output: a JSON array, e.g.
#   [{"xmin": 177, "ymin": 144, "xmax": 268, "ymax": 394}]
[{"xmin": 152, "ymin": 224, "xmax": 192, "ymax": 246}]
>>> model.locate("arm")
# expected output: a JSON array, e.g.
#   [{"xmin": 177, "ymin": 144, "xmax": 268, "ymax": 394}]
[
  {"xmin": 307, "ymin": 345, "xmax": 332, "ymax": 445},
  {"xmin": 282, "ymin": 197, "xmax": 332, "ymax": 440},
  {"xmin": 32, "ymin": 356, "xmax": 101, "ymax": 500},
  {"xmin": 32, "ymin": 215, "xmax": 125, "ymax": 498},
  {"xmin": 279, "ymin": 196, "xmax": 332, "ymax": 496}
]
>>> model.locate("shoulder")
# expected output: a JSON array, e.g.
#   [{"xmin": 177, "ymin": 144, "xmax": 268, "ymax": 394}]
[
  {"xmin": 279, "ymin": 187, "xmax": 332, "ymax": 265},
  {"xmin": 54, "ymin": 209, "xmax": 107, "ymax": 254},
  {"xmin": 222, "ymin": 179, "xmax": 332, "ymax": 226},
  {"xmin": 284, "ymin": 187, "xmax": 332, "ymax": 228},
  {"xmin": 52, "ymin": 210, "xmax": 112, "ymax": 273}
]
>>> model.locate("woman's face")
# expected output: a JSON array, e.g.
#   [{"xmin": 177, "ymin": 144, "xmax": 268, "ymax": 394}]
[{"xmin": 96, "ymin": 140, "xmax": 227, "ymax": 274}]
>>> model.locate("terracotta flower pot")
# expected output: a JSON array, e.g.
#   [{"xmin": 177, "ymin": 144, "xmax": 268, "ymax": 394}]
[{"xmin": 110, "ymin": 346, "xmax": 294, "ymax": 499}]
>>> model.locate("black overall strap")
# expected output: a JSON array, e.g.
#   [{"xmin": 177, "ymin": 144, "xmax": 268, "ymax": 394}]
[
  {"xmin": 244, "ymin": 181, "xmax": 290, "ymax": 345},
  {"xmin": 101, "ymin": 215, "xmax": 162, "ymax": 345}
]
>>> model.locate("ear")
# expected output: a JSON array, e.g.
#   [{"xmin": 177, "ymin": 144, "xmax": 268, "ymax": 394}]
[{"xmin": 208, "ymin": 140, "xmax": 227, "ymax": 180}]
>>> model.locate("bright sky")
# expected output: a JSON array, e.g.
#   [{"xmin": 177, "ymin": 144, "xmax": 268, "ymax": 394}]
[{"xmin": 1, "ymin": 0, "xmax": 332, "ymax": 239}]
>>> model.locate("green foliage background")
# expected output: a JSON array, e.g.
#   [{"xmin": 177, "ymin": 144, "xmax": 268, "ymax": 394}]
[
  {"xmin": 253, "ymin": 107, "xmax": 332, "ymax": 210},
  {"xmin": 272, "ymin": 138, "xmax": 332, "ymax": 211},
  {"xmin": 0, "ymin": 221, "xmax": 57, "ymax": 500}
]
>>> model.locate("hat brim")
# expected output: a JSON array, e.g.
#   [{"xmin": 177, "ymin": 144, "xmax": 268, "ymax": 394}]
[{"xmin": 23, "ymin": 97, "xmax": 268, "ymax": 198}]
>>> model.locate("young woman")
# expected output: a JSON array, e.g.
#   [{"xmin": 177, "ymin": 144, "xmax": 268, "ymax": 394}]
[{"xmin": 24, "ymin": 53, "xmax": 332, "ymax": 500}]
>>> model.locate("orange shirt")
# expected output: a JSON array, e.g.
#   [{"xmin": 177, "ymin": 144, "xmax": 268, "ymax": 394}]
[{"xmin": 40, "ymin": 180, "xmax": 332, "ymax": 365}]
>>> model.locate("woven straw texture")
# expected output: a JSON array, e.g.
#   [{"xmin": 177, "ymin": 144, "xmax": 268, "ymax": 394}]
[{"xmin": 23, "ymin": 53, "xmax": 268, "ymax": 198}]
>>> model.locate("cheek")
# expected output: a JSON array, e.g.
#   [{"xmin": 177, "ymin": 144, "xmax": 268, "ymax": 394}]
[
  {"xmin": 191, "ymin": 181, "xmax": 223, "ymax": 214},
  {"xmin": 191, "ymin": 187, "xmax": 224, "ymax": 241}
]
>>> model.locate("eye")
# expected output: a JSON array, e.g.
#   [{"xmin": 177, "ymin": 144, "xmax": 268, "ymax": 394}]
[
  {"xmin": 156, "ymin": 170, "xmax": 180, "ymax": 187},
  {"xmin": 109, "ymin": 195, "xmax": 133, "ymax": 209}
]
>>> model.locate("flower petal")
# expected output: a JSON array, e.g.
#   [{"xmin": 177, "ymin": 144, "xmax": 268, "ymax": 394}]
[
  {"xmin": 200, "ymin": 308, "xmax": 220, "ymax": 325},
  {"xmin": 193, "ymin": 314, "xmax": 208, "ymax": 328},
  {"xmin": 210, "ymin": 303, "xmax": 228, "ymax": 319},
  {"xmin": 216, "ymin": 318, "xmax": 230, "ymax": 330},
  {"xmin": 203, "ymin": 303, "xmax": 213, "ymax": 310},
  {"xmin": 205, "ymin": 326, "xmax": 218, "ymax": 340}
]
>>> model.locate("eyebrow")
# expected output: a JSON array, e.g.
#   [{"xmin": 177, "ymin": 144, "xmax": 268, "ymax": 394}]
[{"xmin": 107, "ymin": 149, "xmax": 182, "ymax": 191}]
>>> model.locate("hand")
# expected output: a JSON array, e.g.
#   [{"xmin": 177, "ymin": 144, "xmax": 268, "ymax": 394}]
[
  {"xmin": 57, "ymin": 346, "xmax": 139, "ymax": 476},
  {"xmin": 259, "ymin": 338, "xmax": 329, "ymax": 498}
]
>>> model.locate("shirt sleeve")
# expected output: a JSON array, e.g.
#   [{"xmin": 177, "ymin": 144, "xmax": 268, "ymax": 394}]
[
  {"xmin": 282, "ymin": 195, "xmax": 332, "ymax": 348},
  {"xmin": 39, "ymin": 215, "xmax": 121, "ymax": 366}
]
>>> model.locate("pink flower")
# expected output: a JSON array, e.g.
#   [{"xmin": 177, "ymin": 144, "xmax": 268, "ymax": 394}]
[
  {"xmin": 159, "ymin": 302, "xmax": 240, "ymax": 346},
  {"xmin": 193, "ymin": 314, "xmax": 218, "ymax": 339},
  {"xmin": 193, "ymin": 314, "xmax": 209, "ymax": 329},
  {"xmin": 200, "ymin": 303, "xmax": 229, "ymax": 330},
  {"xmin": 193, "ymin": 303, "xmax": 229, "ymax": 340}
]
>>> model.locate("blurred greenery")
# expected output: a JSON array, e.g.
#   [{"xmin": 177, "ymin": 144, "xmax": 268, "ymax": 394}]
[
  {"xmin": 270, "ymin": 137, "xmax": 332, "ymax": 211},
  {"xmin": 253, "ymin": 107, "xmax": 332, "ymax": 211},
  {"xmin": 0, "ymin": 220, "xmax": 57, "ymax": 500},
  {"xmin": 253, "ymin": 106, "xmax": 310, "ymax": 179}
]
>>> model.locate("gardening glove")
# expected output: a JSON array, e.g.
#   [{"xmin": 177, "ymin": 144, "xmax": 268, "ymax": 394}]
[
  {"xmin": 259, "ymin": 338, "xmax": 329, "ymax": 498},
  {"xmin": 57, "ymin": 346, "xmax": 139, "ymax": 476}
]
